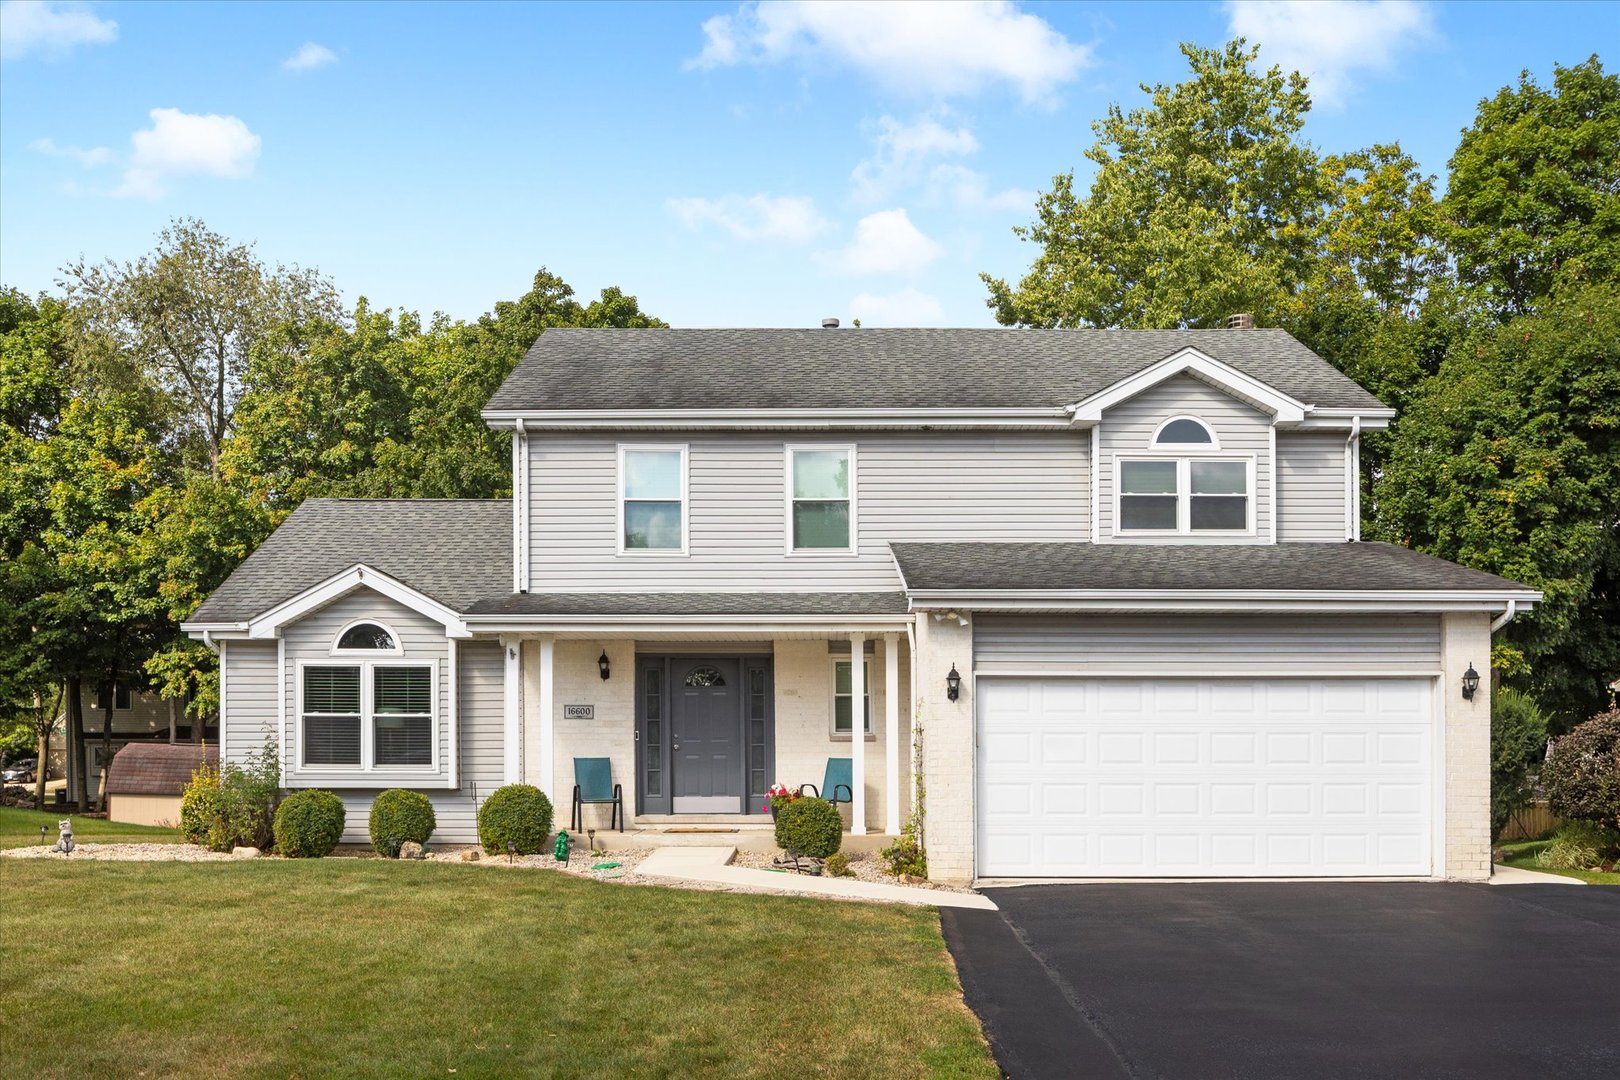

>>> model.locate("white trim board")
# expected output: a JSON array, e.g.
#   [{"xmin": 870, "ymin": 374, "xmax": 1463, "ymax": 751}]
[
  {"xmin": 243, "ymin": 564, "xmax": 471, "ymax": 640},
  {"xmin": 1066, "ymin": 347, "xmax": 1308, "ymax": 425}
]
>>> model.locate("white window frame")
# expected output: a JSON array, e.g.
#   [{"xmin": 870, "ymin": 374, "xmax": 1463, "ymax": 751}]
[
  {"xmin": 785, "ymin": 443, "xmax": 858, "ymax": 556},
  {"xmin": 829, "ymin": 657, "xmax": 874, "ymax": 739},
  {"xmin": 295, "ymin": 658, "xmax": 439, "ymax": 774},
  {"xmin": 330, "ymin": 618, "xmax": 404, "ymax": 657},
  {"xmin": 1114, "ymin": 454, "xmax": 1256, "ymax": 536},
  {"xmin": 1151, "ymin": 414, "xmax": 1220, "ymax": 450},
  {"xmin": 617, "ymin": 443, "xmax": 689, "ymax": 556}
]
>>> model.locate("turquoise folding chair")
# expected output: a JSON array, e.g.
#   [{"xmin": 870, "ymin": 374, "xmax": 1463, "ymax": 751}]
[
  {"xmin": 571, "ymin": 757, "xmax": 624, "ymax": 832},
  {"xmin": 799, "ymin": 757, "xmax": 853, "ymax": 806}
]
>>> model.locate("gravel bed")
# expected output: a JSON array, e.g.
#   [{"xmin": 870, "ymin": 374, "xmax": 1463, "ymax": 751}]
[
  {"xmin": 732, "ymin": 848, "xmax": 973, "ymax": 893},
  {"xmin": 0, "ymin": 842, "xmax": 231, "ymax": 862}
]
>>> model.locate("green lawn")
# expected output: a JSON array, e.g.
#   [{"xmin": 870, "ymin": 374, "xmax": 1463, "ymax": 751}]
[
  {"xmin": 1499, "ymin": 838, "xmax": 1620, "ymax": 885},
  {"xmin": 0, "ymin": 805, "xmax": 183, "ymax": 848},
  {"xmin": 0, "ymin": 859, "xmax": 997, "ymax": 1079}
]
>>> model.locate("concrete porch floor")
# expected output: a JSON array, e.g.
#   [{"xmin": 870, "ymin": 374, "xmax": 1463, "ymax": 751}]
[{"xmin": 572, "ymin": 815, "xmax": 896, "ymax": 853}]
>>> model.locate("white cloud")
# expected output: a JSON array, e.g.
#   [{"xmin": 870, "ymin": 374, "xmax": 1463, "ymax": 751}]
[
  {"xmin": 668, "ymin": 193, "xmax": 828, "ymax": 242},
  {"xmin": 0, "ymin": 0, "xmax": 117, "ymax": 60},
  {"xmin": 848, "ymin": 287, "xmax": 946, "ymax": 326},
  {"xmin": 688, "ymin": 1, "xmax": 1092, "ymax": 104},
  {"xmin": 30, "ymin": 136, "xmax": 113, "ymax": 167},
  {"xmin": 923, "ymin": 164, "xmax": 1034, "ymax": 212},
  {"xmin": 852, "ymin": 113, "xmax": 979, "ymax": 202},
  {"xmin": 282, "ymin": 41, "xmax": 336, "ymax": 71},
  {"xmin": 114, "ymin": 107, "xmax": 262, "ymax": 199},
  {"xmin": 1224, "ymin": 0, "xmax": 1437, "ymax": 107},
  {"xmin": 820, "ymin": 208, "xmax": 943, "ymax": 275}
]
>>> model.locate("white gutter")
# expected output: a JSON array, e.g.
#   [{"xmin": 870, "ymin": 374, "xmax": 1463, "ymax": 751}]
[
  {"xmin": 1491, "ymin": 599, "xmax": 1521, "ymax": 633},
  {"xmin": 907, "ymin": 588, "xmax": 1543, "ymax": 605},
  {"xmin": 481, "ymin": 407, "xmax": 1072, "ymax": 431}
]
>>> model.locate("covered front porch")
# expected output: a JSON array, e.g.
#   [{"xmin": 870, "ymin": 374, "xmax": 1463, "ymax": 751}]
[{"xmin": 482, "ymin": 617, "xmax": 916, "ymax": 844}]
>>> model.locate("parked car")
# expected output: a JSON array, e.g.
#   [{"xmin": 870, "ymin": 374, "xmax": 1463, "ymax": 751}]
[{"xmin": 2, "ymin": 758, "xmax": 38, "ymax": 785}]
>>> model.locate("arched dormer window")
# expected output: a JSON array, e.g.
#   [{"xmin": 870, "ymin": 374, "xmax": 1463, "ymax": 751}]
[
  {"xmin": 332, "ymin": 620, "xmax": 401, "ymax": 655},
  {"xmin": 1151, "ymin": 416, "xmax": 1217, "ymax": 448}
]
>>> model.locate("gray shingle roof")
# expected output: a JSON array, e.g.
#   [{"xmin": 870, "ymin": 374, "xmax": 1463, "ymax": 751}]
[
  {"xmin": 484, "ymin": 328, "xmax": 1388, "ymax": 413},
  {"xmin": 187, "ymin": 499, "xmax": 512, "ymax": 624},
  {"xmin": 891, "ymin": 542, "xmax": 1540, "ymax": 595},
  {"xmin": 466, "ymin": 592, "xmax": 909, "ymax": 617}
]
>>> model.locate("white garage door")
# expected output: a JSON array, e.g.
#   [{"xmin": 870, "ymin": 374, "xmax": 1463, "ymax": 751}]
[{"xmin": 976, "ymin": 678, "xmax": 1434, "ymax": 878}]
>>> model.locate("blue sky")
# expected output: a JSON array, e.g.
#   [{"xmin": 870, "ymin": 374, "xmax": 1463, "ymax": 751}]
[{"xmin": 0, "ymin": 1, "xmax": 1610, "ymax": 328}]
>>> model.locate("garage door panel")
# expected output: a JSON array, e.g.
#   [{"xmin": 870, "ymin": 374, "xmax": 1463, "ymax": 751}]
[{"xmin": 977, "ymin": 677, "xmax": 1433, "ymax": 878}]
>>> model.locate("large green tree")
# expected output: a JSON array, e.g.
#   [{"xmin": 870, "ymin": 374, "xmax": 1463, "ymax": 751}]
[
  {"xmin": 1374, "ymin": 285, "xmax": 1620, "ymax": 724},
  {"xmin": 983, "ymin": 40, "xmax": 1325, "ymax": 330},
  {"xmin": 1445, "ymin": 56, "xmax": 1620, "ymax": 318}
]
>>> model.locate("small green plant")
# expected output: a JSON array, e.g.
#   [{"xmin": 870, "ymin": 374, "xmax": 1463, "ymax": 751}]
[
  {"xmin": 823, "ymin": 852, "xmax": 854, "ymax": 877},
  {"xmin": 477, "ymin": 784, "xmax": 553, "ymax": 855},
  {"xmin": 274, "ymin": 790, "xmax": 346, "ymax": 857},
  {"xmin": 880, "ymin": 824, "xmax": 928, "ymax": 878},
  {"xmin": 774, "ymin": 796, "xmax": 842, "ymax": 859},
  {"xmin": 1542, "ymin": 708, "xmax": 1620, "ymax": 832},
  {"xmin": 179, "ymin": 756, "xmax": 222, "ymax": 847},
  {"xmin": 370, "ymin": 789, "xmax": 436, "ymax": 856},
  {"xmin": 1533, "ymin": 820, "xmax": 1620, "ymax": 871}
]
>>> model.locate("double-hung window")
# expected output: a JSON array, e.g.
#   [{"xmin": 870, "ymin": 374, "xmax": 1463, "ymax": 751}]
[
  {"xmin": 788, "ymin": 445, "xmax": 855, "ymax": 552},
  {"xmin": 1118, "ymin": 416, "xmax": 1251, "ymax": 534},
  {"xmin": 302, "ymin": 666, "xmax": 363, "ymax": 766},
  {"xmin": 832, "ymin": 659, "xmax": 872, "ymax": 736},
  {"xmin": 620, "ymin": 445, "xmax": 686, "ymax": 552},
  {"xmin": 302, "ymin": 621, "xmax": 435, "ymax": 770}
]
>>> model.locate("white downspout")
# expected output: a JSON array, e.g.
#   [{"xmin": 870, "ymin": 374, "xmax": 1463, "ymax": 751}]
[
  {"xmin": 1345, "ymin": 415, "xmax": 1361, "ymax": 542},
  {"xmin": 1491, "ymin": 600, "xmax": 1520, "ymax": 634}
]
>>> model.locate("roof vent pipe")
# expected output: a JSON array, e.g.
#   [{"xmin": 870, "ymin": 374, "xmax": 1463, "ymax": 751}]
[
  {"xmin": 1226, "ymin": 313, "xmax": 1255, "ymax": 330},
  {"xmin": 821, "ymin": 317, "xmax": 840, "ymax": 329}
]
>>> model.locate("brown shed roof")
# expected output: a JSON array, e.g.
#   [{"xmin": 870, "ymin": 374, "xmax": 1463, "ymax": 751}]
[{"xmin": 105, "ymin": 742, "xmax": 218, "ymax": 796}]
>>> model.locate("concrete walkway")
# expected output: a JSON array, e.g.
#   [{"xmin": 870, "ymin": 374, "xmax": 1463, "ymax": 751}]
[
  {"xmin": 1489, "ymin": 862, "xmax": 1586, "ymax": 885},
  {"xmin": 636, "ymin": 846, "xmax": 998, "ymax": 909}
]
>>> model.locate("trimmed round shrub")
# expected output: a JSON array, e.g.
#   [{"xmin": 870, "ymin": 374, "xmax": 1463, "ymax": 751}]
[
  {"xmin": 273, "ymin": 790, "xmax": 346, "ymax": 858},
  {"xmin": 477, "ymin": 784, "xmax": 554, "ymax": 855},
  {"xmin": 1543, "ymin": 709, "xmax": 1620, "ymax": 831},
  {"xmin": 775, "ymin": 796, "xmax": 842, "ymax": 859},
  {"xmin": 369, "ymin": 789, "xmax": 437, "ymax": 857}
]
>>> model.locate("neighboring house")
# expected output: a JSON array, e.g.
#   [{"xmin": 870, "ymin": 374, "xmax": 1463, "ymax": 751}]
[
  {"xmin": 105, "ymin": 742, "xmax": 217, "ymax": 827},
  {"xmin": 184, "ymin": 327, "xmax": 1539, "ymax": 882},
  {"xmin": 49, "ymin": 684, "xmax": 211, "ymax": 805}
]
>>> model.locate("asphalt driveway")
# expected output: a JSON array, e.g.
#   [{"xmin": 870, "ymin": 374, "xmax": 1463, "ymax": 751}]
[{"xmin": 942, "ymin": 883, "xmax": 1620, "ymax": 1080}]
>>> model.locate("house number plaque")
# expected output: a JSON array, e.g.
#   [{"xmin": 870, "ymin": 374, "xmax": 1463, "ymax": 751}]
[{"xmin": 563, "ymin": 704, "xmax": 594, "ymax": 720}]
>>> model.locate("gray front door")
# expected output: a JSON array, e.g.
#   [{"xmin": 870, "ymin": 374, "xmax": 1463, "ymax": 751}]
[{"xmin": 671, "ymin": 659, "xmax": 743, "ymax": 813}]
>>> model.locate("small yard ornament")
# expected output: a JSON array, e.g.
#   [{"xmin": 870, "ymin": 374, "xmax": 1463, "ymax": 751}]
[
  {"xmin": 554, "ymin": 829, "xmax": 574, "ymax": 865},
  {"xmin": 52, "ymin": 819, "xmax": 75, "ymax": 854}
]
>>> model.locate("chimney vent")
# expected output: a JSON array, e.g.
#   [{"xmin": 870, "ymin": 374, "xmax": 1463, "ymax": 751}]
[
  {"xmin": 821, "ymin": 317, "xmax": 840, "ymax": 329},
  {"xmin": 1226, "ymin": 313, "xmax": 1254, "ymax": 330}
]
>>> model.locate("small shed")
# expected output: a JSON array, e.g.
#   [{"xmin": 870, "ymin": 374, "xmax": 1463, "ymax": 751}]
[{"xmin": 105, "ymin": 743, "xmax": 217, "ymax": 828}]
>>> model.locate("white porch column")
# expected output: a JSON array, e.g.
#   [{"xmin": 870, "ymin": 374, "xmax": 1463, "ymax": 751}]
[
  {"xmin": 849, "ymin": 632, "xmax": 867, "ymax": 835},
  {"xmin": 536, "ymin": 636, "xmax": 555, "ymax": 803},
  {"xmin": 502, "ymin": 636, "xmax": 522, "ymax": 785},
  {"xmin": 884, "ymin": 632, "xmax": 901, "ymax": 835}
]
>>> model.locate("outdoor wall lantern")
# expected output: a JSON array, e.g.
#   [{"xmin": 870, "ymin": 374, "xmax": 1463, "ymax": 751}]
[
  {"xmin": 1462, "ymin": 663, "xmax": 1480, "ymax": 701},
  {"xmin": 598, "ymin": 649, "xmax": 611, "ymax": 681},
  {"xmin": 946, "ymin": 664, "xmax": 962, "ymax": 702}
]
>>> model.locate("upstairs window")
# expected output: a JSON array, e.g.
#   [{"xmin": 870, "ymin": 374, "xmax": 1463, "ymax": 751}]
[
  {"xmin": 1119, "ymin": 458, "xmax": 1252, "ymax": 534},
  {"xmin": 1153, "ymin": 416, "xmax": 1217, "ymax": 447},
  {"xmin": 620, "ymin": 445, "xmax": 687, "ymax": 552},
  {"xmin": 788, "ymin": 446, "xmax": 855, "ymax": 552}
]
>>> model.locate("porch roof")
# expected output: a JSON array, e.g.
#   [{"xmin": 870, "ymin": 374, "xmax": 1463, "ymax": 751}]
[{"xmin": 465, "ymin": 591, "xmax": 910, "ymax": 616}]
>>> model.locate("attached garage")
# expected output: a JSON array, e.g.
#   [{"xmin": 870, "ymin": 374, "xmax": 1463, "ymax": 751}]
[
  {"xmin": 973, "ymin": 615, "xmax": 1443, "ymax": 879},
  {"xmin": 976, "ymin": 676, "xmax": 1436, "ymax": 877}
]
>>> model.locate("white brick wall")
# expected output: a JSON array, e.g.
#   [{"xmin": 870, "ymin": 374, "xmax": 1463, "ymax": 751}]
[
  {"xmin": 522, "ymin": 639, "xmax": 636, "ymax": 831},
  {"xmin": 1442, "ymin": 612, "xmax": 1493, "ymax": 880},
  {"xmin": 915, "ymin": 614, "xmax": 975, "ymax": 883}
]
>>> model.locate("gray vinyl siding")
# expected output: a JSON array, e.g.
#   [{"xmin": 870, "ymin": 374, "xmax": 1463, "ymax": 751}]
[
  {"xmin": 221, "ymin": 640, "xmax": 279, "ymax": 763},
  {"xmin": 973, "ymin": 614, "xmax": 1442, "ymax": 675},
  {"xmin": 527, "ymin": 430, "xmax": 1090, "ymax": 590},
  {"xmin": 1096, "ymin": 375, "xmax": 1273, "ymax": 543},
  {"xmin": 1276, "ymin": 433, "xmax": 1349, "ymax": 542}
]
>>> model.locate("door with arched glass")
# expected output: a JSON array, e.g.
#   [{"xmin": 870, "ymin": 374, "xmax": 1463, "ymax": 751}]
[{"xmin": 637, "ymin": 656, "xmax": 772, "ymax": 815}]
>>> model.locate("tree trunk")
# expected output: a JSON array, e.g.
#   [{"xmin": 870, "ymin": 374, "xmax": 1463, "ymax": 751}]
[
  {"xmin": 188, "ymin": 686, "xmax": 201, "ymax": 744},
  {"xmin": 168, "ymin": 696, "xmax": 178, "ymax": 744},
  {"xmin": 66, "ymin": 675, "xmax": 84, "ymax": 811},
  {"xmin": 99, "ymin": 672, "xmax": 115, "ymax": 812}
]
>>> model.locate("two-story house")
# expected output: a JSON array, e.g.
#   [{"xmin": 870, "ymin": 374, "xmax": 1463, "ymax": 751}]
[{"xmin": 185, "ymin": 327, "xmax": 1539, "ymax": 882}]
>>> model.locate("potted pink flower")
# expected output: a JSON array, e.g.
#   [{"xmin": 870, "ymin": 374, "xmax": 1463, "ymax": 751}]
[{"xmin": 764, "ymin": 783, "xmax": 799, "ymax": 820}]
